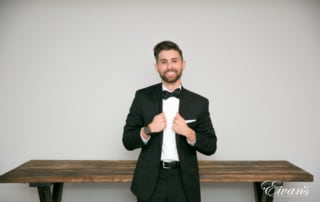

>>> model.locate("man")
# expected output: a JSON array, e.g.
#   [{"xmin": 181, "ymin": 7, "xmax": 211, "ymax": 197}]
[{"xmin": 122, "ymin": 40, "xmax": 217, "ymax": 202}]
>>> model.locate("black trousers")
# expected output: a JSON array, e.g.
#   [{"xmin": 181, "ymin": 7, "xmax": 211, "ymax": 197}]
[{"xmin": 138, "ymin": 167, "xmax": 188, "ymax": 202}]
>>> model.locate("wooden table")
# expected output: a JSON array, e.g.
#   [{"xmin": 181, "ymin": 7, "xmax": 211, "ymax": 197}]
[{"xmin": 0, "ymin": 160, "xmax": 313, "ymax": 202}]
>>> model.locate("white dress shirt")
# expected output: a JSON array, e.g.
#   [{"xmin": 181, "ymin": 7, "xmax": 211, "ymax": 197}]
[{"xmin": 160, "ymin": 85, "xmax": 180, "ymax": 162}]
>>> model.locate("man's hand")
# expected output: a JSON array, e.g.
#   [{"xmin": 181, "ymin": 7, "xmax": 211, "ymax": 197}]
[
  {"xmin": 173, "ymin": 113, "xmax": 196, "ymax": 143},
  {"xmin": 149, "ymin": 112, "xmax": 167, "ymax": 133},
  {"xmin": 142, "ymin": 113, "xmax": 166, "ymax": 139}
]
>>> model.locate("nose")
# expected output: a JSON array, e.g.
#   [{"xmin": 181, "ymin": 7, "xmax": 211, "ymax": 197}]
[{"xmin": 167, "ymin": 61, "xmax": 174, "ymax": 70}]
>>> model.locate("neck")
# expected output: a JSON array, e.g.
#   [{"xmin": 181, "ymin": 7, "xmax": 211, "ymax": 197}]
[{"xmin": 162, "ymin": 80, "xmax": 181, "ymax": 92}]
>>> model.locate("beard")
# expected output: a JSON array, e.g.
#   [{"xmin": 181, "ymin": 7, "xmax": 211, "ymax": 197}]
[{"xmin": 159, "ymin": 69, "xmax": 183, "ymax": 83}]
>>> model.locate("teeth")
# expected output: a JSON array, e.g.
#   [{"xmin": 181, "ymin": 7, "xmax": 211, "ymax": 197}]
[{"xmin": 166, "ymin": 71, "xmax": 176, "ymax": 75}]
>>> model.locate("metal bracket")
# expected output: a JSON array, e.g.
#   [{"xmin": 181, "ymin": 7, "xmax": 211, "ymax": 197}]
[{"xmin": 30, "ymin": 183, "xmax": 64, "ymax": 202}]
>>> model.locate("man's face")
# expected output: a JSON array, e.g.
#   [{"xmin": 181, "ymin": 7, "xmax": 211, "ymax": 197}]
[{"xmin": 155, "ymin": 50, "xmax": 185, "ymax": 84}]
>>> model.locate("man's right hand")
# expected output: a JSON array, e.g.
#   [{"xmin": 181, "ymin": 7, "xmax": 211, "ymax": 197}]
[{"xmin": 149, "ymin": 112, "xmax": 167, "ymax": 134}]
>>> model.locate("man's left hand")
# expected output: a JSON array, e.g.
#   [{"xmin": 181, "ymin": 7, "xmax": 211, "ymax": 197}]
[{"xmin": 173, "ymin": 113, "xmax": 196, "ymax": 143}]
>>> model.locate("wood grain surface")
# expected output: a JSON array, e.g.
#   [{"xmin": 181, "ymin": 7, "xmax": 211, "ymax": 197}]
[{"xmin": 0, "ymin": 160, "xmax": 313, "ymax": 183}]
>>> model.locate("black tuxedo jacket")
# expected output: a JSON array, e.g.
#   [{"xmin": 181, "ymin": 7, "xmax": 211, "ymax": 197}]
[{"xmin": 123, "ymin": 83, "xmax": 217, "ymax": 202}]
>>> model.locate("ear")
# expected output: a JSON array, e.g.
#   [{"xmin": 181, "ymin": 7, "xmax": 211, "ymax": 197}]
[
  {"xmin": 183, "ymin": 60, "xmax": 186, "ymax": 70},
  {"xmin": 154, "ymin": 63, "xmax": 159, "ymax": 72}
]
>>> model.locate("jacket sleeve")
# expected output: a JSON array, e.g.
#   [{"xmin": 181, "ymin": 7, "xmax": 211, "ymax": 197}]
[
  {"xmin": 122, "ymin": 91, "xmax": 146, "ymax": 151},
  {"xmin": 193, "ymin": 99, "xmax": 217, "ymax": 155}
]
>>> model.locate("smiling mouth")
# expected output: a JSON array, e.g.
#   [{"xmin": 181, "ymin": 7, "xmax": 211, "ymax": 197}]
[{"xmin": 165, "ymin": 71, "xmax": 177, "ymax": 76}]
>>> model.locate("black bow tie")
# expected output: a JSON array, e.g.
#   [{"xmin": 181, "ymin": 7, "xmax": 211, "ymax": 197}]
[{"xmin": 162, "ymin": 88, "xmax": 181, "ymax": 99}]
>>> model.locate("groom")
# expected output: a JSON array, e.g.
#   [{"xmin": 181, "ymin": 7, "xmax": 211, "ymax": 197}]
[{"xmin": 122, "ymin": 40, "xmax": 217, "ymax": 202}]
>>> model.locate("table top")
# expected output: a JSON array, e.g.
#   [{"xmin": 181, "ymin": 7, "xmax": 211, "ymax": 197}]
[{"xmin": 0, "ymin": 160, "xmax": 313, "ymax": 183}]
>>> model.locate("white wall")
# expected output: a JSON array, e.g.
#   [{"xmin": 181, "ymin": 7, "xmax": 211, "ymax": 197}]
[{"xmin": 0, "ymin": 0, "xmax": 319, "ymax": 202}]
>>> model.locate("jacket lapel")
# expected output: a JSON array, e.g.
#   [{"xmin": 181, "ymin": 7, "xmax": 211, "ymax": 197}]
[
  {"xmin": 152, "ymin": 84, "xmax": 164, "ymax": 154},
  {"xmin": 177, "ymin": 87, "xmax": 189, "ymax": 145}
]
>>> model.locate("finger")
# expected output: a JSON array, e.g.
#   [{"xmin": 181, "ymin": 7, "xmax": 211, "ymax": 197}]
[{"xmin": 173, "ymin": 114, "xmax": 180, "ymax": 122}]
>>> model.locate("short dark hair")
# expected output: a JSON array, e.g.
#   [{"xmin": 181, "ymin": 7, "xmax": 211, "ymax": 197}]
[{"xmin": 153, "ymin": 40, "xmax": 183, "ymax": 61}]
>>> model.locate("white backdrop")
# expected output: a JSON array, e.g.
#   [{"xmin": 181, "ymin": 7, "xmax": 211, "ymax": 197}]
[{"xmin": 0, "ymin": 1, "xmax": 319, "ymax": 202}]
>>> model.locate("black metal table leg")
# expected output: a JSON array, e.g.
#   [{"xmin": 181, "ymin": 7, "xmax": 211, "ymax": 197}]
[
  {"xmin": 254, "ymin": 181, "xmax": 283, "ymax": 202},
  {"xmin": 254, "ymin": 182, "xmax": 264, "ymax": 202},
  {"xmin": 30, "ymin": 183, "xmax": 64, "ymax": 202}
]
